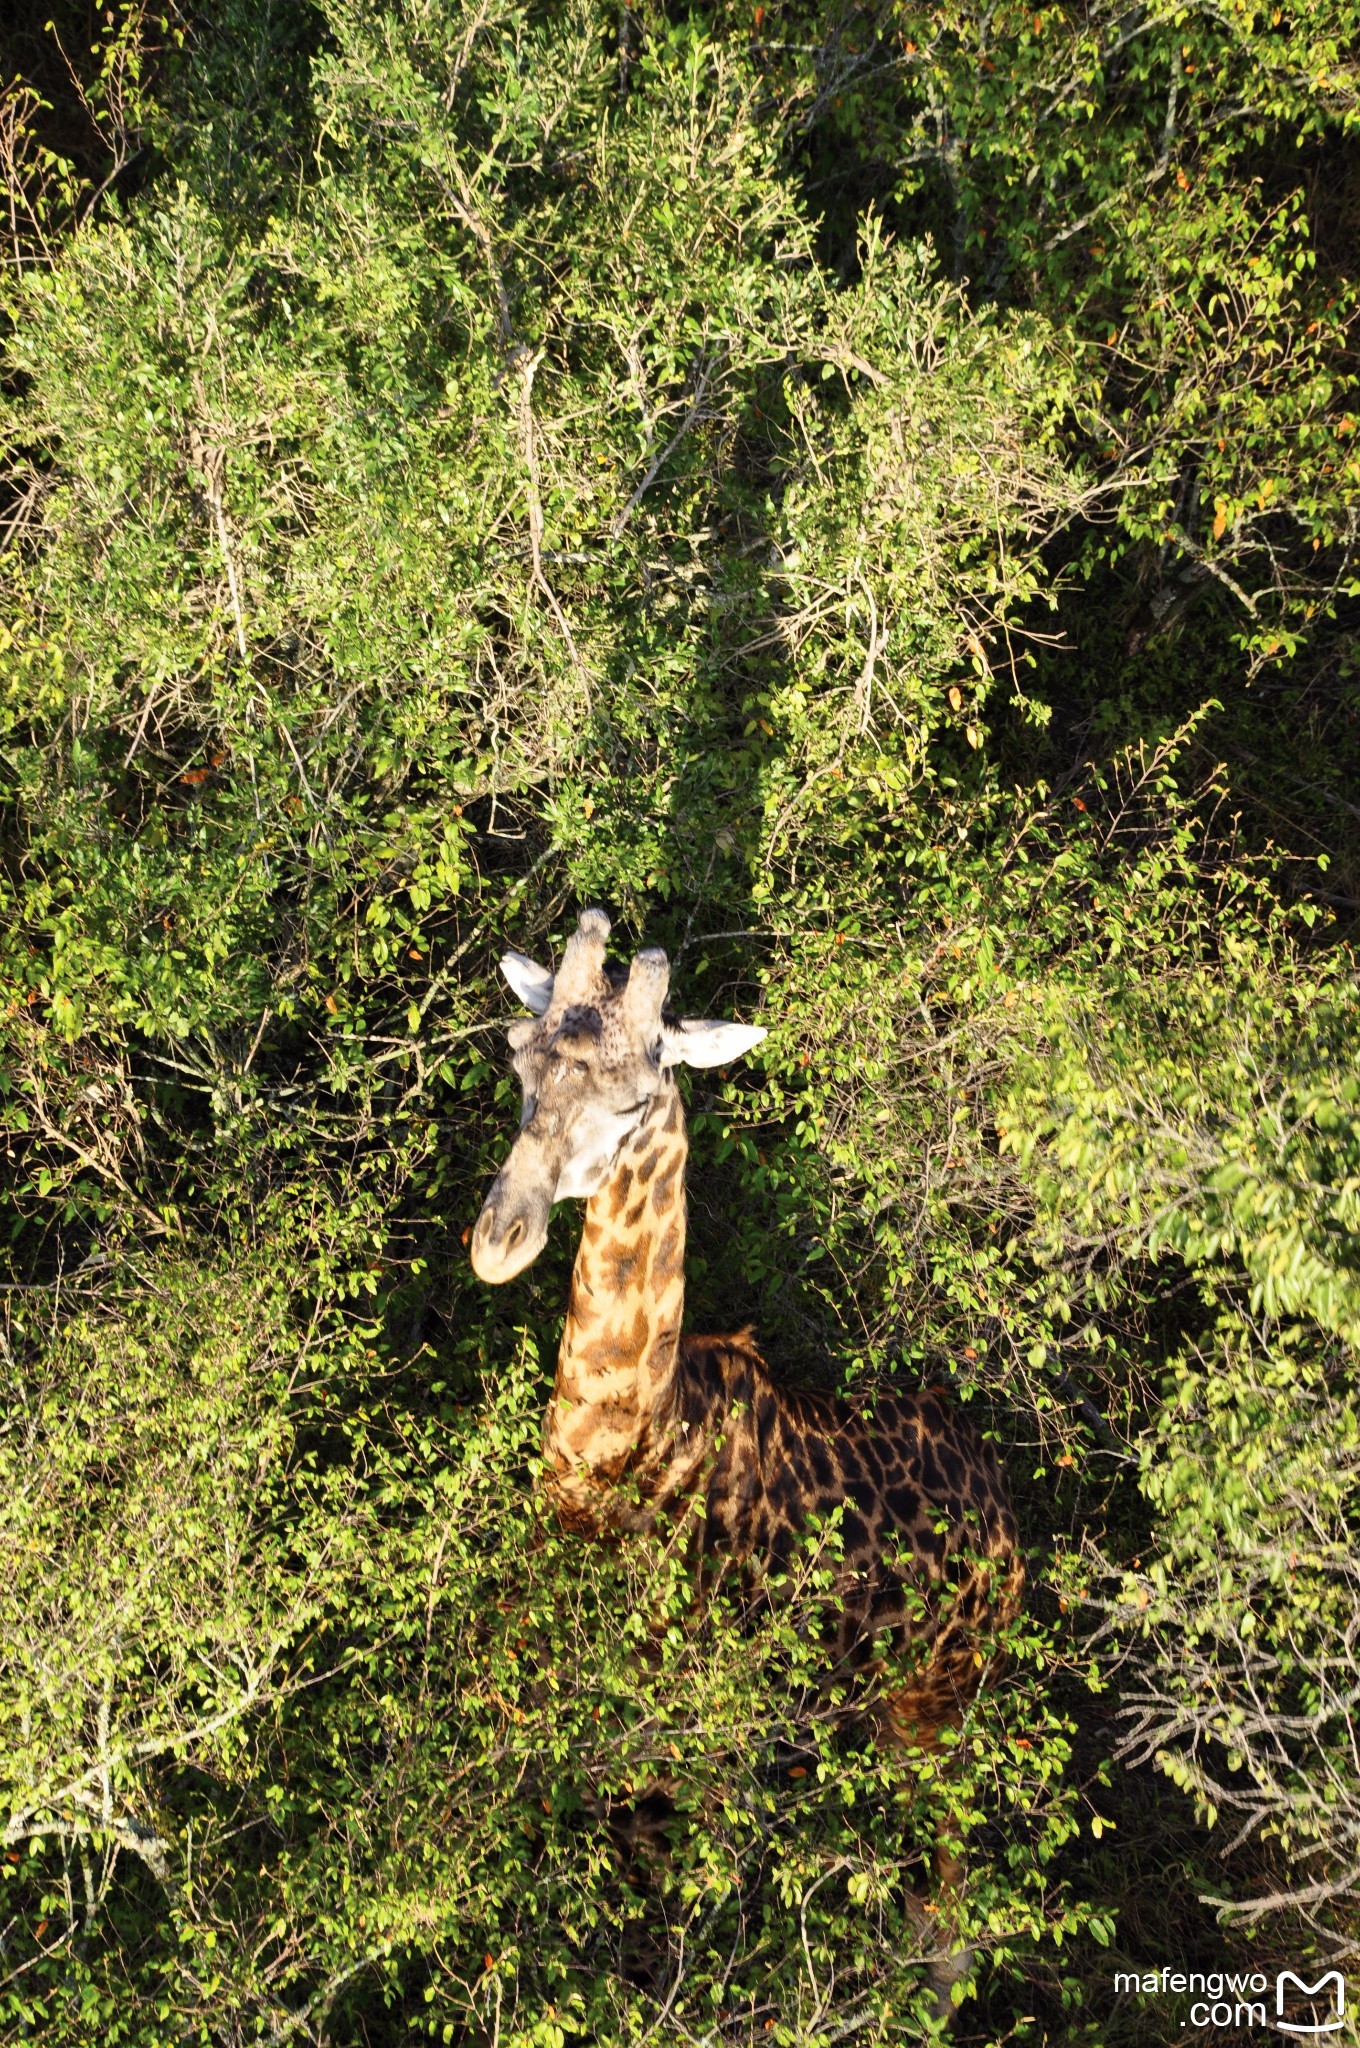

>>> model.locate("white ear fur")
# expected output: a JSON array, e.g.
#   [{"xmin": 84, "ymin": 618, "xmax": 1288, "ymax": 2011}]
[
  {"xmin": 501, "ymin": 951, "xmax": 555, "ymax": 1016},
  {"xmin": 659, "ymin": 1020, "xmax": 767, "ymax": 1070}
]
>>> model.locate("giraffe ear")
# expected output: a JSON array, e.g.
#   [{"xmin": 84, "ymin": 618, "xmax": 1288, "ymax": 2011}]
[
  {"xmin": 501, "ymin": 951, "xmax": 555, "ymax": 1015},
  {"xmin": 659, "ymin": 1020, "xmax": 767, "ymax": 1069}
]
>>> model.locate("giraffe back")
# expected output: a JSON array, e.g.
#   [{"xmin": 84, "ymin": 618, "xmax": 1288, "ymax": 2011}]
[{"xmin": 660, "ymin": 1333, "xmax": 1023, "ymax": 1747}]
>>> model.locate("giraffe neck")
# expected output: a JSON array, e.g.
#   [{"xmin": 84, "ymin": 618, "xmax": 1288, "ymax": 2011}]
[{"xmin": 542, "ymin": 1080, "xmax": 688, "ymax": 1524}]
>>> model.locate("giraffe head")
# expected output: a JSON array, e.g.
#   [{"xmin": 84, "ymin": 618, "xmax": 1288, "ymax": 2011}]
[{"xmin": 471, "ymin": 907, "xmax": 766, "ymax": 1283}]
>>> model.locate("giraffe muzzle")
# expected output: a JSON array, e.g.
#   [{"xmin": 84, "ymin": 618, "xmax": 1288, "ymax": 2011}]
[{"xmin": 470, "ymin": 1179, "xmax": 551, "ymax": 1284}]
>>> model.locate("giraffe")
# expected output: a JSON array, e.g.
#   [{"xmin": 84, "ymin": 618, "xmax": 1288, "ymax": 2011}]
[{"xmin": 470, "ymin": 907, "xmax": 1024, "ymax": 2007}]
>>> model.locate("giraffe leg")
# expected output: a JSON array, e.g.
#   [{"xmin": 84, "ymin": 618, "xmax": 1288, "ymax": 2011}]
[
  {"xmin": 923, "ymin": 1824, "xmax": 975, "ymax": 2020},
  {"xmin": 894, "ymin": 1820, "xmax": 974, "ymax": 2027},
  {"xmin": 878, "ymin": 1693, "xmax": 976, "ymax": 2027}
]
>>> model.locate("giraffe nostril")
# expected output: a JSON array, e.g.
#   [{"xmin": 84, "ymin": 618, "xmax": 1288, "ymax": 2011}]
[{"xmin": 505, "ymin": 1217, "xmax": 525, "ymax": 1251}]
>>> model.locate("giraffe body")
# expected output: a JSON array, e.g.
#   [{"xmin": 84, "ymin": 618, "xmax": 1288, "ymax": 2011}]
[
  {"xmin": 470, "ymin": 908, "xmax": 1024, "ymax": 1999},
  {"xmin": 542, "ymin": 1079, "xmax": 1022, "ymax": 1748}
]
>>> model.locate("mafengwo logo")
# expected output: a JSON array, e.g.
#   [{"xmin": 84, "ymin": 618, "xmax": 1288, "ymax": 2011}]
[
  {"xmin": 1275, "ymin": 1972, "xmax": 1346, "ymax": 2036},
  {"xmin": 1113, "ymin": 1966, "xmax": 1347, "ymax": 2035}
]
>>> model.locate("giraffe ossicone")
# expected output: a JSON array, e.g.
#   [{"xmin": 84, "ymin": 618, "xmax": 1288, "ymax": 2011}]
[{"xmin": 471, "ymin": 906, "xmax": 1023, "ymax": 2009}]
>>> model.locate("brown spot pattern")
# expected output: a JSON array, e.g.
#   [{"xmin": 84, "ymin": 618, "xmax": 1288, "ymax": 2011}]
[{"xmin": 540, "ymin": 1080, "xmax": 1023, "ymax": 1752}]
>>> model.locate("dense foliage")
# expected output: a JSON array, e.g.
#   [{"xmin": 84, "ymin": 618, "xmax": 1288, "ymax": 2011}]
[{"xmin": 0, "ymin": 1, "xmax": 1357, "ymax": 2040}]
